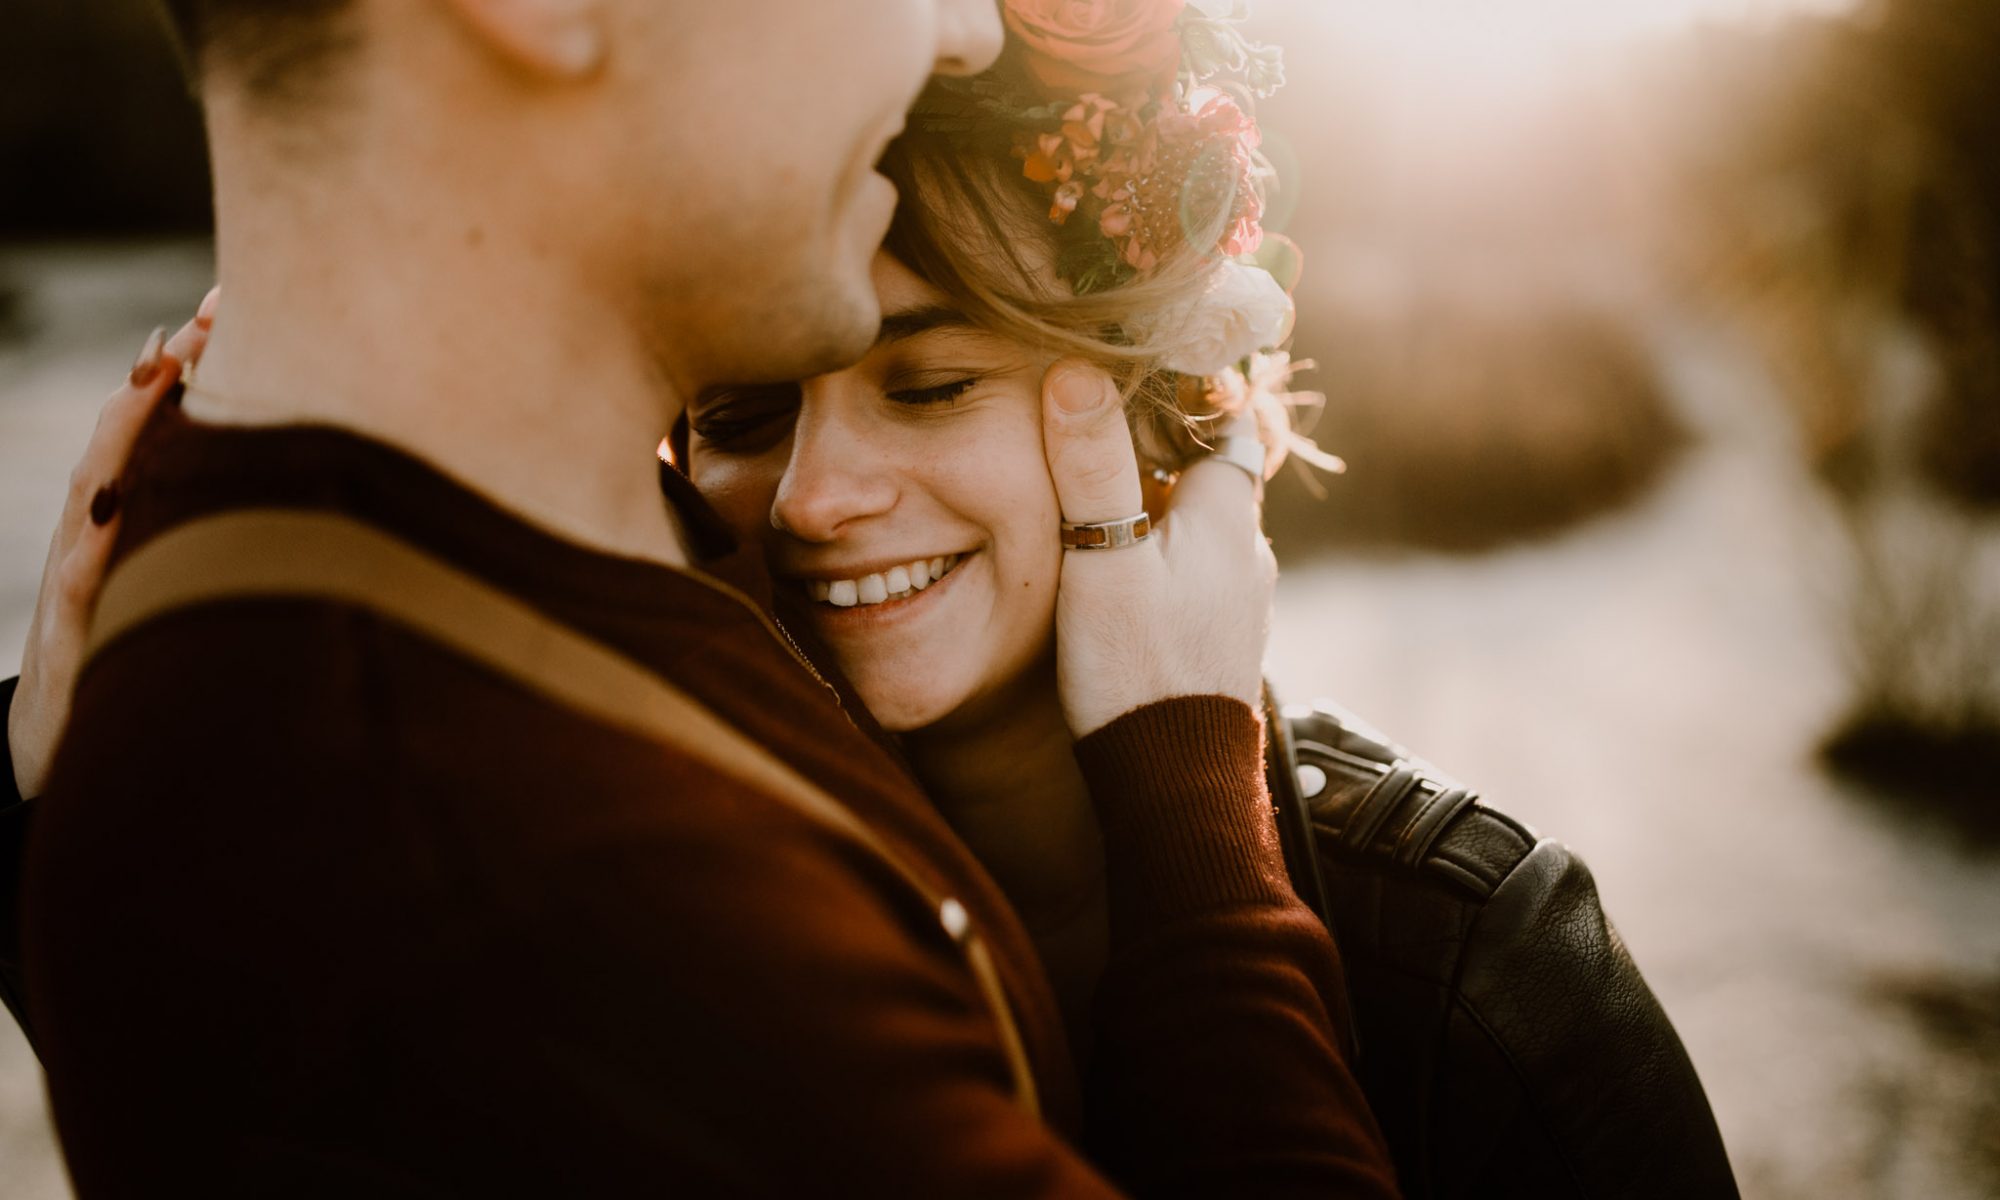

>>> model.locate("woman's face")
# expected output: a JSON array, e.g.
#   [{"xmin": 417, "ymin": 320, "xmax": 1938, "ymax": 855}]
[{"xmin": 686, "ymin": 252, "xmax": 1066, "ymax": 733}]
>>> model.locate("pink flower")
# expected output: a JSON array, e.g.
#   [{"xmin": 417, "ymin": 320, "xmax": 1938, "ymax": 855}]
[
  {"xmin": 1012, "ymin": 85, "xmax": 1265, "ymax": 282},
  {"xmin": 1192, "ymin": 94, "xmax": 1265, "ymax": 256},
  {"xmin": 1004, "ymin": 0, "xmax": 1188, "ymax": 95},
  {"xmin": 1057, "ymin": 94, "xmax": 1120, "ymax": 172},
  {"xmin": 1050, "ymin": 181, "xmax": 1087, "ymax": 224},
  {"xmin": 1123, "ymin": 238, "xmax": 1160, "ymax": 273},
  {"xmin": 1016, "ymin": 93, "xmax": 1147, "ymax": 194},
  {"xmin": 1098, "ymin": 193, "xmax": 1134, "ymax": 239},
  {"xmin": 1020, "ymin": 146, "xmax": 1063, "ymax": 184},
  {"xmin": 1120, "ymin": 92, "xmax": 1263, "ymax": 265},
  {"xmin": 1220, "ymin": 190, "xmax": 1264, "ymax": 257}
]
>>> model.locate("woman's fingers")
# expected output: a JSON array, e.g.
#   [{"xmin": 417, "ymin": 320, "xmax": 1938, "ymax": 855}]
[
  {"xmin": 1039, "ymin": 358, "xmax": 1275, "ymax": 738},
  {"xmin": 166, "ymin": 286, "xmax": 217, "ymax": 358},
  {"xmin": 68, "ymin": 312, "xmax": 206, "ymax": 534},
  {"xmin": 1040, "ymin": 361, "xmax": 1146, "ymax": 526},
  {"xmin": 10, "ymin": 302, "xmax": 212, "ymax": 799},
  {"xmin": 1040, "ymin": 360, "xmax": 1172, "ymax": 736},
  {"xmin": 67, "ymin": 308, "xmax": 208, "ymax": 601},
  {"xmin": 1172, "ymin": 459, "xmax": 1262, "ymax": 547},
  {"xmin": 1168, "ymin": 412, "xmax": 1264, "ymax": 536}
]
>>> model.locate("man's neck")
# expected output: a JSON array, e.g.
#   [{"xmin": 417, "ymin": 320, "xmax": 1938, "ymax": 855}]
[{"xmin": 186, "ymin": 159, "xmax": 689, "ymax": 568}]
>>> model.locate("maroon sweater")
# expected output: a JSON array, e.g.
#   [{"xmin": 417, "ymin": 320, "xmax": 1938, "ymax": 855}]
[{"xmin": 21, "ymin": 403, "xmax": 1397, "ymax": 1196}]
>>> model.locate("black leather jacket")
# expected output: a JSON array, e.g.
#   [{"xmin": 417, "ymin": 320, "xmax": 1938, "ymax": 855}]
[{"xmin": 1267, "ymin": 695, "xmax": 1740, "ymax": 1199}]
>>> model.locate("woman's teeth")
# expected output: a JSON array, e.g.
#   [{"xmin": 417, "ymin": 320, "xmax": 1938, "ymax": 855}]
[{"xmin": 810, "ymin": 554, "xmax": 963, "ymax": 609}]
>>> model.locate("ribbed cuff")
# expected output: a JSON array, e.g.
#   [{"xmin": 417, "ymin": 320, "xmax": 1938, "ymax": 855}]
[{"xmin": 1074, "ymin": 695, "xmax": 1293, "ymax": 932}]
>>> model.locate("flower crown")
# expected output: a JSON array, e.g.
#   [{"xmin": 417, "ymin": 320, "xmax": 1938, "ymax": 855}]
[
  {"xmin": 918, "ymin": 1, "xmax": 1334, "ymax": 478},
  {"xmin": 998, "ymin": 0, "xmax": 1281, "ymax": 291},
  {"xmin": 914, "ymin": 3, "xmax": 1279, "ymax": 292}
]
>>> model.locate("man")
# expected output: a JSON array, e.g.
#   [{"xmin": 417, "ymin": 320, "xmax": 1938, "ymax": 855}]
[{"xmin": 4, "ymin": 1, "xmax": 1397, "ymax": 1193}]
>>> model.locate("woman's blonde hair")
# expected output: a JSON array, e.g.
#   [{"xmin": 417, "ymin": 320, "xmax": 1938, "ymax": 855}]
[{"xmin": 879, "ymin": 93, "xmax": 1314, "ymax": 477}]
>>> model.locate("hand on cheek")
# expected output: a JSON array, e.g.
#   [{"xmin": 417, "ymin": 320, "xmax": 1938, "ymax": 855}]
[{"xmin": 1038, "ymin": 359, "xmax": 1274, "ymax": 737}]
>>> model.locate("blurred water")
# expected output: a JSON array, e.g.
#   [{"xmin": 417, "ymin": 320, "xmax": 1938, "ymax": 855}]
[
  {"xmin": 1269, "ymin": 311, "xmax": 2000, "ymax": 1197},
  {"xmin": 2, "ymin": 243, "xmax": 1996, "ymax": 1198}
]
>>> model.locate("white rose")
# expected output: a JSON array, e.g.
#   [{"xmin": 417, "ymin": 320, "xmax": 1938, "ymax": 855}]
[{"xmin": 1154, "ymin": 261, "xmax": 1295, "ymax": 377}]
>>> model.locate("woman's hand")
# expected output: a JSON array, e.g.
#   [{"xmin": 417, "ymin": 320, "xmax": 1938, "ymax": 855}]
[
  {"xmin": 1039, "ymin": 360, "xmax": 1277, "ymax": 738},
  {"xmin": 8, "ymin": 296, "xmax": 215, "ymax": 800}
]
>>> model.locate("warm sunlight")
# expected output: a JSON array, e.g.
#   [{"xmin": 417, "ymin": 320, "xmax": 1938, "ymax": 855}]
[{"xmin": 1268, "ymin": 0, "xmax": 1867, "ymax": 104}]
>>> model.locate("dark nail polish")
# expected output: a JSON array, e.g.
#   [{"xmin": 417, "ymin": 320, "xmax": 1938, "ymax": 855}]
[
  {"xmin": 129, "ymin": 327, "xmax": 166, "ymax": 387},
  {"xmin": 89, "ymin": 485, "xmax": 120, "ymax": 527}
]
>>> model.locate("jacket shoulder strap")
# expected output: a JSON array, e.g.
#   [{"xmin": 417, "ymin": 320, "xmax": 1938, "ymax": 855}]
[
  {"xmin": 1262, "ymin": 683, "xmax": 1333, "ymax": 926},
  {"xmin": 86, "ymin": 508, "xmax": 1039, "ymax": 1117}
]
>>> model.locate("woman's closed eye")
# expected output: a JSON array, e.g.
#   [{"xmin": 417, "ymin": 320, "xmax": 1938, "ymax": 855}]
[{"xmin": 885, "ymin": 374, "xmax": 983, "ymax": 410}]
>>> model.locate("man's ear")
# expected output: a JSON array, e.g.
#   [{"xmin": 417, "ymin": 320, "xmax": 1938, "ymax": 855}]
[{"xmin": 436, "ymin": 0, "xmax": 608, "ymax": 80}]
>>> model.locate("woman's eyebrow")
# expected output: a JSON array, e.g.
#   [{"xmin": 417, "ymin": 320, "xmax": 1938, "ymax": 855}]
[{"xmin": 875, "ymin": 304, "xmax": 976, "ymax": 347}]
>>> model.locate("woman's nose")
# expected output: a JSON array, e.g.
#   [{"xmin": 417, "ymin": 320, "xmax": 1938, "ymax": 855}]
[{"xmin": 770, "ymin": 410, "xmax": 898, "ymax": 542}]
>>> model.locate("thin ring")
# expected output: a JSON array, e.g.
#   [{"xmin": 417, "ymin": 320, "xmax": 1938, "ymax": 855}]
[
  {"xmin": 1060, "ymin": 512, "xmax": 1152, "ymax": 551},
  {"xmin": 1207, "ymin": 435, "xmax": 1267, "ymax": 485}
]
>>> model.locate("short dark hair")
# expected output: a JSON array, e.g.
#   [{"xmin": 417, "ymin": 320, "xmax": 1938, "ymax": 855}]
[{"xmin": 159, "ymin": 0, "xmax": 354, "ymax": 100}]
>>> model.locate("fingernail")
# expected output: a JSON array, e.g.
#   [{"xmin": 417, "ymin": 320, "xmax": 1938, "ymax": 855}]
[
  {"xmin": 196, "ymin": 286, "xmax": 220, "ymax": 328},
  {"xmin": 89, "ymin": 484, "xmax": 121, "ymax": 528},
  {"xmin": 129, "ymin": 326, "xmax": 166, "ymax": 386},
  {"xmin": 1050, "ymin": 367, "xmax": 1107, "ymax": 415},
  {"xmin": 165, "ymin": 322, "xmax": 199, "ymax": 362}
]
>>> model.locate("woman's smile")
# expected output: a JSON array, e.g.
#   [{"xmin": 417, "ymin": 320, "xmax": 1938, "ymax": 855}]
[
  {"xmin": 800, "ymin": 547, "xmax": 970, "ymax": 606},
  {"xmin": 791, "ymin": 547, "xmax": 980, "ymax": 632}
]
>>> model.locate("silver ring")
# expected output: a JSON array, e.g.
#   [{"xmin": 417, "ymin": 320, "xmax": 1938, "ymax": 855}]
[
  {"xmin": 1060, "ymin": 512, "xmax": 1152, "ymax": 550},
  {"xmin": 1206, "ymin": 435, "xmax": 1267, "ymax": 484}
]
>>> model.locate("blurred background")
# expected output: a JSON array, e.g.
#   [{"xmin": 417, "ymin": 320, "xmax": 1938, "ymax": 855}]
[{"xmin": 3, "ymin": 0, "xmax": 1997, "ymax": 1195}]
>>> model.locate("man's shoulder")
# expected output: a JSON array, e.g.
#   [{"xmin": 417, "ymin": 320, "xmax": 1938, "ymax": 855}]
[
  {"xmin": 55, "ymin": 586, "xmax": 956, "ymax": 953},
  {"xmin": 85, "ymin": 587, "xmax": 466, "ymax": 698},
  {"xmin": 65, "ymin": 588, "xmax": 818, "ymax": 826},
  {"xmin": 67, "ymin": 591, "xmax": 577, "ymax": 784}
]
